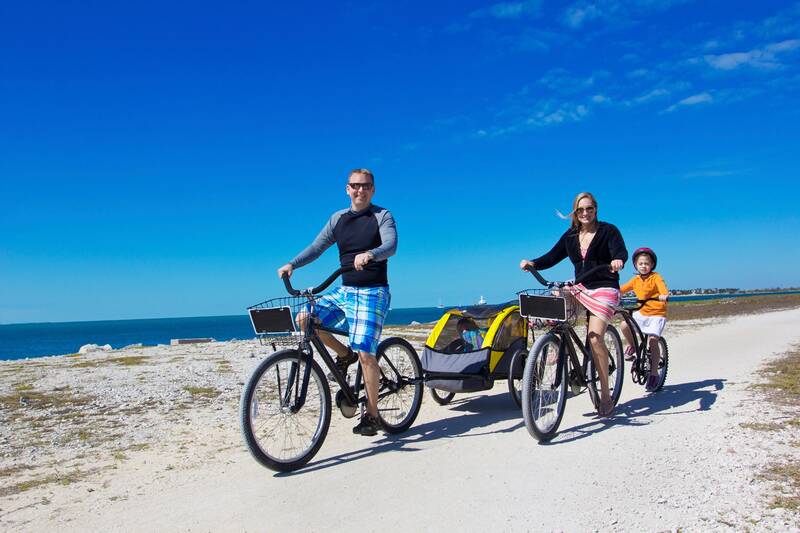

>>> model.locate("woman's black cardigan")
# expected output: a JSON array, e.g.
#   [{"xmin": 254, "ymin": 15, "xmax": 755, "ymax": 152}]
[{"xmin": 532, "ymin": 221, "xmax": 628, "ymax": 290}]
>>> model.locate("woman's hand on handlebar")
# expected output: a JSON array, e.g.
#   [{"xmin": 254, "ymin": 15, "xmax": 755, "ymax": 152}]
[
  {"xmin": 277, "ymin": 263, "xmax": 293, "ymax": 279},
  {"xmin": 519, "ymin": 259, "xmax": 535, "ymax": 271},
  {"xmin": 610, "ymin": 259, "xmax": 624, "ymax": 272}
]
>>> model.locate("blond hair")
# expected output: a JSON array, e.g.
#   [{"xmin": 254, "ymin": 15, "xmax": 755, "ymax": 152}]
[
  {"xmin": 348, "ymin": 168, "xmax": 374, "ymax": 184},
  {"xmin": 569, "ymin": 191, "xmax": 598, "ymax": 230}
]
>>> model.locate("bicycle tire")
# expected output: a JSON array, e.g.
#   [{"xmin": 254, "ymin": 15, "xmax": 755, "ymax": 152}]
[
  {"xmin": 647, "ymin": 336, "xmax": 669, "ymax": 392},
  {"xmin": 521, "ymin": 333, "xmax": 567, "ymax": 442},
  {"xmin": 586, "ymin": 324, "xmax": 624, "ymax": 407},
  {"xmin": 240, "ymin": 349, "xmax": 331, "ymax": 472},
  {"xmin": 429, "ymin": 388, "xmax": 456, "ymax": 405},
  {"xmin": 375, "ymin": 337, "xmax": 423, "ymax": 434},
  {"xmin": 508, "ymin": 345, "xmax": 526, "ymax": 409}
]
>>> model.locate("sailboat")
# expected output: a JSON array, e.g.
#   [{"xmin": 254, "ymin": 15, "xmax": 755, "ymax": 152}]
[
  {"xmin": 478, "ymin": 295, "xmax": 487, "ymax": 305},
  {"xmin": 437, "ymin": 298, "xmax": 444, "ymax": 309}
]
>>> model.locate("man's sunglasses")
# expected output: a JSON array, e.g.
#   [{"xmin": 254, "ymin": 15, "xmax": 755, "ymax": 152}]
[{"xmin": 348, "ymin": 182, "xmax": 373, "ymax": 190}]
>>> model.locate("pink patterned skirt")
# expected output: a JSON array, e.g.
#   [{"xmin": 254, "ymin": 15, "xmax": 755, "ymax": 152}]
[{"xmin": 565, "ymin": 284, "xmax": 620, "ymax": 324}]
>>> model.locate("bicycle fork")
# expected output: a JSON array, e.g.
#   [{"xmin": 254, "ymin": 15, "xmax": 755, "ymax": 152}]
[{"xmin": 280, "ymin": 347, "xmax": 315, "ymax": 413}]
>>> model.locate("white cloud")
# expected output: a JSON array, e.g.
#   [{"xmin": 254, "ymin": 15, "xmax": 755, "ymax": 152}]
[
  {"xmin": 538, "ymin": 68, "xmax": 609, "ymax": 93},
  {"xmin": 525, "ymin": 101, "xmax": 590, "ymax": 127},
  {"xmin": 702, "ymin": 40, "xmax": 800, "ymax": 71},
  {"xmin": 665, "ymin": 92, "xmax": 712, "ymax": 112},
  {"xmin": 633, "ymin": 88, "xmax": 670, "ymax": 104},
  {"xmin": 471, "ymin": 0, "xmax": 543, "ymax": 19},
  {"xmin": 562, "ymin": 0, "xmax": 690, "ymax": 30},
  {"xmin": 564, "ymin": 2, "xmax": 604, "ymax": 29},
  {"xmin": 683, "ymin": 168, "xmax": 749, "ymax": 178}
]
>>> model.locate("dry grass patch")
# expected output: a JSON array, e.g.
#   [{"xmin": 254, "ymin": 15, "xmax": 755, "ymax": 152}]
[
  {"xmin": 745, "ymin": 344, "xmax": 800, "ymax": 513},
  {"xmin": 214, "ymin": 358, "xmax": 233, "ymax": 374},
  {"xmin": 0, "ymin": 386, "xmax": 95, "ymax": 413},
  {"xmin": 73, "ymin": 355, "xmax": 149, "ymax": 368},
  {"xmin": 183, "ymin": 386, "xmax": 221, "ymax": 398}
]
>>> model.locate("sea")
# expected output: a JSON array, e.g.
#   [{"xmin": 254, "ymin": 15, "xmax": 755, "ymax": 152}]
[{"xmin": 1, "ymin": 291, "xmax": 798, "ymax": 361}]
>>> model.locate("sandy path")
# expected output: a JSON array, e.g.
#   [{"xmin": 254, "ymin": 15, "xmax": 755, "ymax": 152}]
[{"xmin": 8, "ymin": 308, "xmax": 800, "ymax": 532}]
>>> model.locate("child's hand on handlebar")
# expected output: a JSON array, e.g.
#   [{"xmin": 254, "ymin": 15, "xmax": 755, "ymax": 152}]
[
  {"xmin": 610, "ymin": 259, "xmax": 624, "ymax": 272},
  {"xmin": 519, "ymin": 259, "xmax": 535, "ymax": 271},
  {"xmin": 277, "ymin": 263, "xmax": 294, "ymax": 278}
]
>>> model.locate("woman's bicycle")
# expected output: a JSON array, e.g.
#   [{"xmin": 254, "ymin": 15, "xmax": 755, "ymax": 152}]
[
  {"xmin": 239, "ymin": 268, "xmax": 423, "ymax": 472},
  {"xmin": 616, "ymin": 297, "xmax": 669, "ymax": 391},
  {"xmin": 518, "ymin": 265, "xmax": 624, "ymax": 442}
]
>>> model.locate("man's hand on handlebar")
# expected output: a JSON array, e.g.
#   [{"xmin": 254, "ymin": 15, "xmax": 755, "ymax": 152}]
[
  {"xmin": 354, "ymin": 252, "xmax": 373, "ymax": 271},
  {"xmin": 519, "ymin": 259, "xmax": 535, "ymax": 271},
  {"xmin": 277, "ymin": 263, "xmax": 294, "ymax": 279},
  {"xmin": 610, "ymin": 259, "xmax": 624, "ymax": 272}
]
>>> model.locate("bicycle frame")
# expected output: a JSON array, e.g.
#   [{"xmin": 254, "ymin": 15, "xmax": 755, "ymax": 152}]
[
  {"xmin": 540, "ymin": 318, "xmax": 597, "ymax": 400},
  {"xmin": 287, "ymin": 302, "xmax": 413, "ymax": 414}
]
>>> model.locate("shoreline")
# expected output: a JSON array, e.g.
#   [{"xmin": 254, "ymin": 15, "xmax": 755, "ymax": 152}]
[{"xmin": 4, "ymin": 292, "xmax": 800, "ymax": 361}]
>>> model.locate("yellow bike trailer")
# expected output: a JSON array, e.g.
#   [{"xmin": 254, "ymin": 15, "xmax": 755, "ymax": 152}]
[{"xmin": 421, "ymin": 301, "xmax": 528, "ymax": 407}]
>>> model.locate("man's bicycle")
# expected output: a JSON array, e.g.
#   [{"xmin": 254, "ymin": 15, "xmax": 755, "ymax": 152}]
[
  {"xmin": 518, "ymin": 265, "xmax": 624, "ymax": 442},
  {"xmin": 239, "ymin": 268, "xmax": 423, "ymax": 472},
  {"xmin": 615, "ymin": 297, "xmax": 669, "ymax": 391}
]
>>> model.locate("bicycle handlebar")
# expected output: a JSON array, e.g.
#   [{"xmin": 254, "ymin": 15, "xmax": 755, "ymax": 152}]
[
  {"xmin": 524, "ymin": 264, "xmax": 612, "ymax": 288},
  {"xmin": 281, "ymin": 266, "xmax": 354, "ymax": 296},
  {"xmin": 621, "ymin": 296, "xmax": 666, "ymax": 311}
]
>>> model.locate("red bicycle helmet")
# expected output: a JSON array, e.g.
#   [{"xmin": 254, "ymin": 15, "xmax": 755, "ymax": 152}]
[{"xmin": 632, "ymin": 247, "xmax": 657, "ymax": 269}]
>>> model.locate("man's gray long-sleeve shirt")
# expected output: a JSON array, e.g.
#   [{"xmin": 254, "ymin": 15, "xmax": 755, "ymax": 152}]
[{"xmin": 290, "ymin": 204, "xmax": 397, "ymax": 287}]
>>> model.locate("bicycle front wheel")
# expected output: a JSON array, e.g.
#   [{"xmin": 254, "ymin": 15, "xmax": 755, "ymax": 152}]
[
  {"xmin": 239, "ymin": 349, "xmax": 331, "ymax": 472},
  {"xmin": 522, "ymin": 333, "xmax": 567, "ymax": 442},
  {"xmin": 376, "ymin": 337, "xmax": 423, "ymax": 434},
  {"xmin": 586, "ymin": 324, "xmax": 624, "ymax": 407}
]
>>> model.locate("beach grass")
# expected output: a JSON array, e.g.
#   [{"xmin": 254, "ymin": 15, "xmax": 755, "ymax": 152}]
[
  {"xmin": 183, "ymin": 386, "xmax": 221, "ymax": 398},
  {"xmin": 72, "ymin": 355, "xmax": 149, "ymax": 368},
  {"xmin": 745, "ymin": 344, "xmax": 800, "ymax": 510}
]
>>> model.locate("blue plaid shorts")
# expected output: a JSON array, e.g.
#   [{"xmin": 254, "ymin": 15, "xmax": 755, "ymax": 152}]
[{"xmin": 310, "ymin": 285, "xmax": 391, "ymax": 355}]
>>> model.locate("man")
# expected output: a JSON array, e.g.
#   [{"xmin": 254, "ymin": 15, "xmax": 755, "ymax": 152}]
[{"xmin": 277, "ymin": 169, "xmax": 397, "ymax": 437}]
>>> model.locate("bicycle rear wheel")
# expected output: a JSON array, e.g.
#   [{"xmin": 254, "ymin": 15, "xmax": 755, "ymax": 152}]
[
  {"xmin": 508, "ymin": 345, "xmax": 526, "ymax": 409},
  {"xmin": 429, "ymin": 388, "xmax": 456, "ymax": 405},
  {"xmin": 586, "ymin": 324, "xmax": 624, "ymax": 407},
  {"xmin": 240, "ymin": 349, "xmax": 331, "ymax": 472},
  {"xmin": 521, "ymin": 333, "xmax": 567, "ymax": 442},
  {"xmin": 375, "ymin": 337, "xmax": 423, "ymax": 434},
  {"xmin": 646, "ymin": 336, "xmax": 669, "ymax": 392}
]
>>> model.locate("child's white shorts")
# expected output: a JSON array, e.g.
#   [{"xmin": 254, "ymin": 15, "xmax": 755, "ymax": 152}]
[{"xmin": 633, "ymin": 311, "xmax": 667, "ymax": 337}]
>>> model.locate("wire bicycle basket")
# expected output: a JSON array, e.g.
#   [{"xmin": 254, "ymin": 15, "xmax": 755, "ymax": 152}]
[{"xmin": 248, "ymin": 295, "xmax": 313, "ymax": 349}]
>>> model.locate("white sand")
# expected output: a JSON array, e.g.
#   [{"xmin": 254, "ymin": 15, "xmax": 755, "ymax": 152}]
[{"xmin": 2, "ymin": 310, "xmax": 800, "ymax": 532}]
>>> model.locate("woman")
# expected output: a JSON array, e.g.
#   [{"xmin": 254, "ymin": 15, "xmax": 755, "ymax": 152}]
[{"xmin": 519, "ymin": 192, "xmax": 628, "ymax": 416}]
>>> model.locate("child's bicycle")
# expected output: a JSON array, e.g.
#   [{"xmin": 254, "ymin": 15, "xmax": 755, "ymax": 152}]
[
  {"xmin": 615, "ymin": 297, "xmax": 669, "ymax": 391},
  {"xmin": 239, "ymin": 267, "xmax": 423, "ymax": 472},
  {"xmin": 518, "ymin": 265, "xmax": 624, "ymax": 442}
]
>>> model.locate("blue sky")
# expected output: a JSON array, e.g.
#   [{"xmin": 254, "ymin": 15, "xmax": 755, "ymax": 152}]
[{"xmin": 1, "ymin": 0, "xmax": 799, "ymax": 324}]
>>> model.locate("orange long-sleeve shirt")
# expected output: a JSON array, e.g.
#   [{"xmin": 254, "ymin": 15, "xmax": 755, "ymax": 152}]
[{"xmin": 620, "ymin": 272, "xmax": 669, "ymax": 317}]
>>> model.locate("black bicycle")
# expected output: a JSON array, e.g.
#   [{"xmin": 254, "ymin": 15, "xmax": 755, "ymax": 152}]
[
  {"xmin": 518, "ymin": 265, "xmax": 624, "ymax": 442},
  {"xmin": 616, "ymin": 297, "xmax": 669, "ymax": 391},
  {"xmin": 239, "ymin": 268, "xmax": 423, "ymax": 472}
]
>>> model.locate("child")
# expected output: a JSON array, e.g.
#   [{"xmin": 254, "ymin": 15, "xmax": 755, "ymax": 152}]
[
  {"xmin": 619, "ymin": 247, "xmax": 669, "ymax": 392},
  {"xmin": 457, "ymin": 317, "xmax": 484, "ymax": 352}
]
